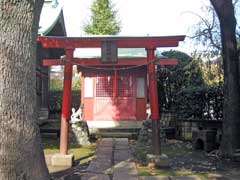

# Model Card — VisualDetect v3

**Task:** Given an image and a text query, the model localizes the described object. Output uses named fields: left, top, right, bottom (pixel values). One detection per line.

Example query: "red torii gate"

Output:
left=38, top=36, right=185, bottom=156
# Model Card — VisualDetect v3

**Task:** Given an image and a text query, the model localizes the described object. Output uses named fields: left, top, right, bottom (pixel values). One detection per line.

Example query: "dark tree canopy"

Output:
left=84, top=0, right=121, bottom=35
left=157, top=50, right=204, bottom=112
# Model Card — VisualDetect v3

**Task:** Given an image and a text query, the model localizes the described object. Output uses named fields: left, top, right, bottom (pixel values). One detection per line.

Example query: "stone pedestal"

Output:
left=51, top=153, right=74, bottom=167
left=69, top=121, right=90, bottom=146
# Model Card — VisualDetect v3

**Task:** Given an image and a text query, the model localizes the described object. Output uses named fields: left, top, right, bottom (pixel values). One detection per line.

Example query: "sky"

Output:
left=61, top=0, right=211, bottom=54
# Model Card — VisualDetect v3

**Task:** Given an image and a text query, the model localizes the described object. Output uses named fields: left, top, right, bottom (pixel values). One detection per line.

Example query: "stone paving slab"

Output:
left=87, top=161, right=112, bottom=174
left=140, top=176, right=169, bottom=180
left=97, top=143, right=114, bottom=149
left=115, top=145, right=131, bottom=150
left=115, top=138, right=129, bottom=146
left=97, top=138, right=114, bottom=147
left=170, top=175, right=201, bottom=180
left=96, top=146, right=113, bottom=152
left=91, top=156, right=112, bottom=164
left=81, top=173, right=110, bottom=180
left=113, top=161, right=138, bottom=176
left=113, top=174, right=139, bottom=180
left=114, top=149, right=133, bottom=163
left=95, top=150, right=113, bottom=160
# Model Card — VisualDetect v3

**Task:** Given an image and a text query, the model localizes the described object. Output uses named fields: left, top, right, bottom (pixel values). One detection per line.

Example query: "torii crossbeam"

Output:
left=38, top=35, right=185, bottom=156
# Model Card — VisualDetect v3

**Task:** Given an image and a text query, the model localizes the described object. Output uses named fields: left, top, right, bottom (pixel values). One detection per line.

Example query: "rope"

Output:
left=63, top=58, right=159, bottom=71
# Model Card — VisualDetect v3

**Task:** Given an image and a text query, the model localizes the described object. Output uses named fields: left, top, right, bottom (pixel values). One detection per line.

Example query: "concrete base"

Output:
left=51, top=153, right=74, bottom=167
left=87, top=120, right=144, bottom=133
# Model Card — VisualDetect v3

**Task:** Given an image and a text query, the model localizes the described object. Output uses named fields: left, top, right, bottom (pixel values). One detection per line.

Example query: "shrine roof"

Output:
left=38, top=0, right=64, bottom=36
left=38, top=35, right=185, bottom=48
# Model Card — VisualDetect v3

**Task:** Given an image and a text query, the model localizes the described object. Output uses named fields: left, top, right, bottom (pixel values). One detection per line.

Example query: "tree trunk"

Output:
left=210, top=0, right=240, bottom=157
left=0, top=1, right=50, bottom=179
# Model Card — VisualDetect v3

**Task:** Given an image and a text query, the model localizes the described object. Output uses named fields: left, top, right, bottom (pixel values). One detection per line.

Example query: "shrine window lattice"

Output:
left=95, top=75, right=134, bottom=97
left=96, top=76, right=113, bottom=97
left=117, top=76, right=134, bottom=97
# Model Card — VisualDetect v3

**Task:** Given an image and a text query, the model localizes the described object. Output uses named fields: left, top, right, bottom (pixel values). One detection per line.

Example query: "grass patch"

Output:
left=161, top=144, right=189, bottom=157
left=42, top=136, right=96, bottom=163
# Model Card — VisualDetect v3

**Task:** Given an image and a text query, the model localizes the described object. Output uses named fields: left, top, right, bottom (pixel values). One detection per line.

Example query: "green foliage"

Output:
left=175, top=85, right=223, bottom=120
left=83, top=0, right=121, bottom=35
left=49, top=90, right=81, bottom=113
left=50, top=78, right=63, bottom=91
left=157, top=50, right=204, bottom=110
left=157, top=50, right=223, bottom=121
left=200, top=59, right=223, bottom=86
left=50, top=76, right=81, bottom=91
left=72, top=76, right=81, bottom=91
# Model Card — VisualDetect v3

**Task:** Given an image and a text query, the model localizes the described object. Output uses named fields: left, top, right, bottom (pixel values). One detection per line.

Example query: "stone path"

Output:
left=51, top=138, right=206, bottom=180
left=81, top=138, right=202, bottom=180
left=81, top=138, right=138, bottom=180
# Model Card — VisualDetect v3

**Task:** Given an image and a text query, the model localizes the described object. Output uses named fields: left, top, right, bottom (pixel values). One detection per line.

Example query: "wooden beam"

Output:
left=37, top=36, right=185, bottom=49
left=59, top=49, right=73, bottom=155
left=146, top=48, right=161, bottom=155
left=42, top=58, right=178, bottom=66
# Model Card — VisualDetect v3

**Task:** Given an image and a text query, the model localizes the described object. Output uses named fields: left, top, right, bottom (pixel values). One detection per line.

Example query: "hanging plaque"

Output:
left=101, top=40, right=118, bottom=63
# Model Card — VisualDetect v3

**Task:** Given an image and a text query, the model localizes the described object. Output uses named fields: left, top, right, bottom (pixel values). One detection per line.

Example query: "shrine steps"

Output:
left=94, top=129, right=141, bottom=139
left=86, top=120, right=143, bottom=139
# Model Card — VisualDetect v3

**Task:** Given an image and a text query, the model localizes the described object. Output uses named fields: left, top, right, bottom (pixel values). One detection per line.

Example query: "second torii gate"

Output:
left=38, top=36, right=185, bottom=156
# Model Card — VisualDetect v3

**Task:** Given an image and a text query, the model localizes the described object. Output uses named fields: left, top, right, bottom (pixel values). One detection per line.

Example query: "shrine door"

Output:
left=94, top=73, right=136, bottom=121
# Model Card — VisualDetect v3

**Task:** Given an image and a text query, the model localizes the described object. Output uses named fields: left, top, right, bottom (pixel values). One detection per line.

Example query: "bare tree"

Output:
left=191, top=1, right=240, bottom=56
left=0, top=1, right=50, bottom=179
left=210, top=0, right=240, bottom=157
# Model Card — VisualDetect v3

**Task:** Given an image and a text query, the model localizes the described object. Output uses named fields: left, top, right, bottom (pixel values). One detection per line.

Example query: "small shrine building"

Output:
left=38, top=36, right=185, bottom=156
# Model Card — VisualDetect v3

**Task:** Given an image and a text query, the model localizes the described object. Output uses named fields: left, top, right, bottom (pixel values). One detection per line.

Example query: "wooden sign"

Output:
left=101, top=40, right=118, bottom=63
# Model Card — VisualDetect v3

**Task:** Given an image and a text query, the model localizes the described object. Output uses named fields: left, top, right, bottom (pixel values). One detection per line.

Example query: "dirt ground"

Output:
left=156, top=140, right=240, bottom=179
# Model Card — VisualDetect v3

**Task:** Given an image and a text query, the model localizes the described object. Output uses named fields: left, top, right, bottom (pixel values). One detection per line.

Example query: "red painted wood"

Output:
left=42, top=58, right=178, bottom=66
left=115, top=97, right=136, bottom=120
left=91, top=73, right=137, bottom=121
left=60, top=49, right=73, bottom=155
left=113, top=70, right=117, bottom=98
left=147, top=48, right=161, bottom=155
left=38, top=36, right=185, bottom=49
left=136, top=99, right=147, bottom=120
left=82, top=98, right=94, bottom=120
left=147, top=49, right=160, bottom=120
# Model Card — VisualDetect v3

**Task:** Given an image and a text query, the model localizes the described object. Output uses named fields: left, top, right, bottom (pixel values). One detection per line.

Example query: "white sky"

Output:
left=61, top=0, right=211, bottom=54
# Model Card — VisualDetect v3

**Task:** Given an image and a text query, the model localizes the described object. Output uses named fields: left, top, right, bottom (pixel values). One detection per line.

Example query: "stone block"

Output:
left=113, top=174, right=138, bottom=180
left=147, top=154, right=169, bottom=168
left=170, top=175, right=201, bottom=180
left=87, top=161, right=112, bottom=174
left=140, top=176, right=169, bottom=180
left=115, top=138, right=129, bottom=146
left=81, top=173, right=110, bottom=180
left=114, top=149, right=133, bottom=163
left=51, top=153, right=74, bottom=167
left=113, top=161, right=138, bottom=176
left=45, top=154, right=52, bottom=165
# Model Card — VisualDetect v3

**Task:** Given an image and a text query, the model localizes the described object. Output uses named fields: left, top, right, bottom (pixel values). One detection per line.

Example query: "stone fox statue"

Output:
left=70, top=106, right=83, bottom=123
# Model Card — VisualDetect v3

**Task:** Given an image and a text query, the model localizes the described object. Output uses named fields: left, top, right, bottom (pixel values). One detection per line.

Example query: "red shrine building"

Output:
left=79, top=50, right=148, bottom=125
left=76, top=47, right=181, bottom=128
left=81, top=67, right=147, bottom=122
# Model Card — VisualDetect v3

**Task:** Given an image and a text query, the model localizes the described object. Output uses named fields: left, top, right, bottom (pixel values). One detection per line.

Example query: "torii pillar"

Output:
left=59, top=49, right=74, bottom=155
left=146, top=48, right=161, bottom=155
